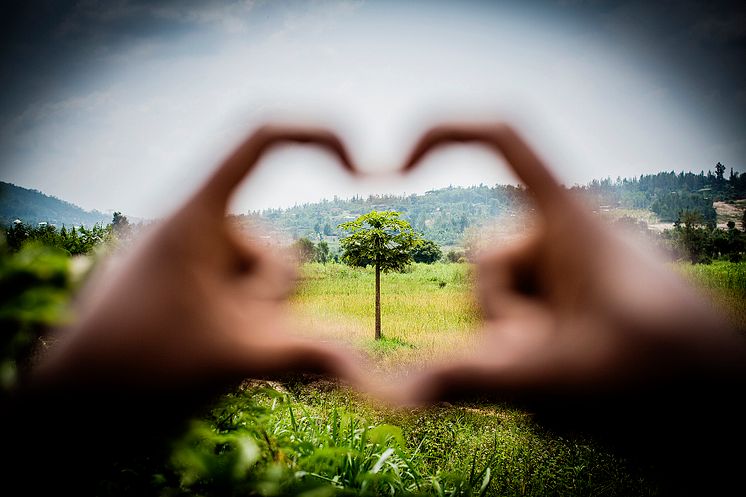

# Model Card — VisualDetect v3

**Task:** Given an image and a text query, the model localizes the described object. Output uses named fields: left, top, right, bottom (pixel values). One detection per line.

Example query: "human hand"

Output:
left=33, top=125, right=364, bottom=391
left=389, top=123, right=746, bottom=406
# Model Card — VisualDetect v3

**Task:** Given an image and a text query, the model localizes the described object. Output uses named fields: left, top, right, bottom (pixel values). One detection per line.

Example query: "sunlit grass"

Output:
left=288, top=263, right=483, bottom=374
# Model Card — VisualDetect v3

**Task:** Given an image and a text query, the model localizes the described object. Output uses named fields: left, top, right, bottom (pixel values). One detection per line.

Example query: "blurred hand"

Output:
left=34, top=125, right=363, bottom=391
left=389, top=123, right=746, bottom=406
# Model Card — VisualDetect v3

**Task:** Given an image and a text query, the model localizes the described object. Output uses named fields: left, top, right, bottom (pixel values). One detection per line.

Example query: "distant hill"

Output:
left=235, top=184, right=533, bottom=249
left=237, top=167, right=746, bottom=249
left=0, top=182, right=110, bottom=227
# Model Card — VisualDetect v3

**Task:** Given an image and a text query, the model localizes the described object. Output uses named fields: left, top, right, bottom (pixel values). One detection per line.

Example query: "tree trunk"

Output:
left=375, top=261, right=381, bottom=340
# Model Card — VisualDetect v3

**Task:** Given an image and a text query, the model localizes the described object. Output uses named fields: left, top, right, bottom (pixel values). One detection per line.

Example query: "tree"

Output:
left=315, top=240, right=330, bottom=264
left=339, top=211, right=421, bottom=339
left=411, top=239, right=442, bottom=263
left=291, top=237, right=316, bottom=263
left=112, top=211, right=131, bottom=240
left=715, top=162, right=726, bottom=182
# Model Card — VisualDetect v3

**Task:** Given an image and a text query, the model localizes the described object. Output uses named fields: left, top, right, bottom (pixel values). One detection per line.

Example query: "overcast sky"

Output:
left=1, top=0, right=744, bottom=218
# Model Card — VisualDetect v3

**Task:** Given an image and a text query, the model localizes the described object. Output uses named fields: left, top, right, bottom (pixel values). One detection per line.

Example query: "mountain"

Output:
left=0, top=182, right=110, bottom=227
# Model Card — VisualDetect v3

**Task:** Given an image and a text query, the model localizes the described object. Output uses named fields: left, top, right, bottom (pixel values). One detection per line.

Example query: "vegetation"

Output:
left=228, top=165, right=746, bottom=252
left=339, top=211, right=423, bottom=340
left=662, top=217, right=746, bottom=263
left=238, top=184, right=532, bottom=248
left=574, top=165, right=746, bottom=221
left=4, top=220, right=113, bottom=255
left=290, top=263, right=481, bottom=373
left=411, top=239, right=443, bottom=264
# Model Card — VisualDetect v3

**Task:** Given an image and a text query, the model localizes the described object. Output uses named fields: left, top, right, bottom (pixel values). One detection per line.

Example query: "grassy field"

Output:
left=288, top=263, right=482, bottom=375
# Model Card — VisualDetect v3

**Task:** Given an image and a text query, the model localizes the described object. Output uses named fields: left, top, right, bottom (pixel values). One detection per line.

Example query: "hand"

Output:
left=33, top=124, right=363, bottom=391
left=390, top=123, right=746, bottom=406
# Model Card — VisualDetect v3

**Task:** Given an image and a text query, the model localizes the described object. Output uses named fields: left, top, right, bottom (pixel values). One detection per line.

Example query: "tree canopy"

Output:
left=338, top=211, right=421, bottom=272
left=412, top=239, right=443, bottom=264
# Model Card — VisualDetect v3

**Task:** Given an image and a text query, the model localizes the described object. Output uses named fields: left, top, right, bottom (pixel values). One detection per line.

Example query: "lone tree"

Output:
left=339, top=211, right=421, bottom=339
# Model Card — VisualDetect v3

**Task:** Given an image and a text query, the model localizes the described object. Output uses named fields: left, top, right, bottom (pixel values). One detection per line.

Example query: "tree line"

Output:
left=3, top=212, right=131, bottom=255
left=244, top=163, right=745, bottom=249
left=574, top=163, right=746, bottom=222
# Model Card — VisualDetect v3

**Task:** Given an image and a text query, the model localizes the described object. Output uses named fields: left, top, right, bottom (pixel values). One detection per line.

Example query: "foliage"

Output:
left=339, top=211, right=421, bottom=273
left=411, top=239, right=443, bottom=264
left=166, top=379, right=657, bottom=497
left=243, top=185, right=531, bottom=248
left=316, top=240, right=331, bottom=264
left=0, top=239, right=76, bottom=391
left=4, top=220, right=113, bottom=255
left=661, top=212, right=746, bottom=264
left=244, top=166, right=745, bottom=251
left=172, top=386, right=434, bottom=496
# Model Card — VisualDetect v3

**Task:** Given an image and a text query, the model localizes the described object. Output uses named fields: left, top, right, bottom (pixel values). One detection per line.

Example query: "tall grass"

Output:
left=289, top=263, right=482, bottom=374
left=168, top=383, right=651, bottom=497
left=674, top=261, right=746, bottom=329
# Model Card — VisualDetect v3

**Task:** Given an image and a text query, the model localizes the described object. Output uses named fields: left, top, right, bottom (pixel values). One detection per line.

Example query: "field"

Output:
left=288, top=263, right=482, bottom=375
left=162, top=260, right=746, bottom=496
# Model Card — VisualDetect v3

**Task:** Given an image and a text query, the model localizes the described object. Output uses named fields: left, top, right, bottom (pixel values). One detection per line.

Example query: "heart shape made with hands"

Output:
left=40, top=121, right=737, bottom=414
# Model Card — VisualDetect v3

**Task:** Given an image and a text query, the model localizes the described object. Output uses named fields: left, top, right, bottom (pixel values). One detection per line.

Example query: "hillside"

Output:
left=236, top=166, right=746, bottom=251
left=0, top=181, right=110, bottom=227
left=235, top=184, right=533, bottom=249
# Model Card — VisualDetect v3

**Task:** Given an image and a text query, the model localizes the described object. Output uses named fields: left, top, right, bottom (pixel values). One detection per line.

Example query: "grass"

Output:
left=288, top=263, right=482, bottom=375
left=168, top=381, right=653, bottom=497
left=673, top=260, right=746, bottom=329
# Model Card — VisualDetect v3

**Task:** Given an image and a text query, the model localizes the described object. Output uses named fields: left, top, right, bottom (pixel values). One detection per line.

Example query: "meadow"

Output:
left=288, top=263, right=482, bottom=375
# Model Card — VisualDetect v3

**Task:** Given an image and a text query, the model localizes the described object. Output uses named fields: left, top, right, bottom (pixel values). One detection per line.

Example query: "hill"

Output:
left=235, top=184, right=533, bottom=249
left=236, top=165, right=746, bottom=251
left=0, top=181, right=110, bottom=227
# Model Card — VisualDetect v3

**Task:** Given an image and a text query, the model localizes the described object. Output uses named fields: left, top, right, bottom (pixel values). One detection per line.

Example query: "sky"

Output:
left=1, top=0, right=744, bottom=219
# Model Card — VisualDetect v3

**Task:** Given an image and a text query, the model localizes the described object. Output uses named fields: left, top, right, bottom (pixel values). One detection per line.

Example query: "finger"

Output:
left=476, top=236, right=541, bottom=320
left=402, top=123, right=570, bottom=213
left=195, top=124, right=357, bottom=214
left=232, top=336, right=370, bottom=386
left=225, top=228, right=298, bottom=300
